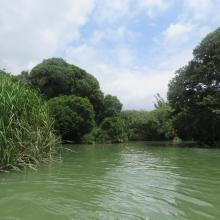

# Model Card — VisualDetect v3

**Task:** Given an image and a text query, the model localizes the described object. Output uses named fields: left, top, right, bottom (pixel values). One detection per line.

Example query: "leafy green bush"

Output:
left=0, top=72, right=58, bottom=171
left=122, top=97, right=174, bottom=141
left=27, top=58, right=104, bottom=123
left=103, top=94, right=122, bottom=118
left=96, top=116, right=128, bottom=143
left=48, top=95, right=95, bottom=142
left=81, top=132, right=95, bottom=144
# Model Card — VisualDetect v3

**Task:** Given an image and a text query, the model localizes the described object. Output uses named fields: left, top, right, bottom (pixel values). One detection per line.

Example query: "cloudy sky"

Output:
left=0, top=0, right=220, bottom=109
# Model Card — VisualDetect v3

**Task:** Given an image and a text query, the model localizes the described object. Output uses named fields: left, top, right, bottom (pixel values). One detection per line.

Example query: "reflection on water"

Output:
left=0, top=142, right=220, bottom=220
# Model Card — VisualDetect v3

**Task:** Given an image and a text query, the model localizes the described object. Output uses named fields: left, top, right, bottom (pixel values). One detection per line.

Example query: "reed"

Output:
left=0, top=72, right=59, bottom=171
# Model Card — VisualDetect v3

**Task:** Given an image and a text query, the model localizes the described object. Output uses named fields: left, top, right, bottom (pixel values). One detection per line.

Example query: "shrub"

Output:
left=97, top=116, right=128, bottom=143
left=81, top=133, right=95, bottom=144
left=27, top=58, right=104, bottom=123
left=103, top=94, right=122, bottom=118
left=48, top=95, right=95, bottom=142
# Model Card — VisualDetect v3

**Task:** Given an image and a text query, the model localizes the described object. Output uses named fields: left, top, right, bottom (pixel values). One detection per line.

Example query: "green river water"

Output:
left=0, top=142, right=220, bottom=220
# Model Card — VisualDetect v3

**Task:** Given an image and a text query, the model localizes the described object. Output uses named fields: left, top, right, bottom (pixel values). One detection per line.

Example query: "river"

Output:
left=0, top=142, right=220, bottom=220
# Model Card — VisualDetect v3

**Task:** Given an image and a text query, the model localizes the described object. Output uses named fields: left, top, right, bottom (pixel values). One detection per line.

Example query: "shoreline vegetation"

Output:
left=0, top=73, right=59, bottom=172
left=1, top=27, right=220, bottom=171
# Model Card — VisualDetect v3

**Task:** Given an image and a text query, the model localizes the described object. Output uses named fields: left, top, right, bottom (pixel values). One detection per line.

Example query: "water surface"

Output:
left=0, top=142, right=220, bottom=220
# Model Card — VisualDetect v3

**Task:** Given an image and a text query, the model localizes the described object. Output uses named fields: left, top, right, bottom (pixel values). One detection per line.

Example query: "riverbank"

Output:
left=0, top=72, right=59, bottom=172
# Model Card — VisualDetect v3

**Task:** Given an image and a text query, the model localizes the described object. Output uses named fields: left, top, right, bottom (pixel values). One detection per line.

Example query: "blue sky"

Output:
left=0, top=0, right=220, bottom=109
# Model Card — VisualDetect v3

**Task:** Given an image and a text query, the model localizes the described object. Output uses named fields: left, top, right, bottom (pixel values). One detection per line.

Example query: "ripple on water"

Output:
left=0, top=143, right=220, bottom=220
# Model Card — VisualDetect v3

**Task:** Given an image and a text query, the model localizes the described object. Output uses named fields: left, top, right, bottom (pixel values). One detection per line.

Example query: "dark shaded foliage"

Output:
left=122, top=97, right=174, bottom=141
left=168, top=27, right=220, bottom=145
left=23, top=58, right=104, bottom=123
left=96, top=116, right=128, bottom=143
left=48, top=96, right=95, bottom=142
left=103, top=94, right=122, bottom=118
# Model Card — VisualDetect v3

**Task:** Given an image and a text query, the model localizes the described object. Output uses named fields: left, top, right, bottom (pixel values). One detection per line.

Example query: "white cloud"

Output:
left=0, top=0, right=94, bottom=73
left=93, top=0, right=172, bottom=24
left=158, top=0, right=219, bottom=70
left=179, top=0, right=220, bottom=27
left=65, top=44, right=111, bottom=74
left=93, top=0, right=133, bottom=24
left=183, top=0, right=216, bottom=22
left=90, top=26, right=136, bottom=45
left=65, top=43, right=173, bottom=110
left=115, top=47, right=135, bottom=67
left=139, top=0, right=172, bottom=18
left=103, top=67, right=173, bottom=110
left=1, top=0, right=220, bottom=110
left=158, top=0, right=219, bottom=72
left=163, top=23, right=193, bottom=44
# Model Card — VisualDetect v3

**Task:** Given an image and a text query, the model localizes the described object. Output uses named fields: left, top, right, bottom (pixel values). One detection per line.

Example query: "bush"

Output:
left=81, top=133, right=95, bottom=144
left=97, top=117, right=128, bottom=143
left=103, top=94, right=122, bottom=118
left=48, top=95, right=95, bottom=142
left=121, top=100, right=174, bottom=141
left=0, top=72, right=58, bottom=171
left=27, top=58, right=104, bottom=123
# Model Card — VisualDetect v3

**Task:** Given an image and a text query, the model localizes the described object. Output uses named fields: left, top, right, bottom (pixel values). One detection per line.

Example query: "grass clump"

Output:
left=0, top=71, right=59, bottom=171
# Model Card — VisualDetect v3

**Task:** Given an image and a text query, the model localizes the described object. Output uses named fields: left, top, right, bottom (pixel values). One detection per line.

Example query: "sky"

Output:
left=0, top=0, right=220, bottom=110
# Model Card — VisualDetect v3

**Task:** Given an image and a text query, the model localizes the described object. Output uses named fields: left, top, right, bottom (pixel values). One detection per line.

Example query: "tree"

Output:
left=121, top=110, right=154, bottom=140
left=26, top=58, right=104, bottom=123
left=153, top=96, right=174, bottom=140
left=48, top=96, right=95, bottom=142
left=103, top=94, right=122, bottom=118
left=97, top=116, right=127, bottom=143
left=16, top=70, right=29, bottom=83
left=122, top=101, right=174, bottom=142
left=168, top=27, right=220, bottom=145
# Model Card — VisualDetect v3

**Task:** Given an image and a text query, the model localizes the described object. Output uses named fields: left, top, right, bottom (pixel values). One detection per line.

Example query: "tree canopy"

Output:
left=16, top=58, right=127, bottom=143
left=11, top=26, right=220, bottom=147
left=122, top=97, right=174, bottom=142
left=103, top=95, right=122, bottom=118
left=48, top=95, right=95, bottom=142
left=168, top=27, right=220, bottom=145
left=98, top=116, right=127, bottom=143
left=27, top=58, right=104, bottom=123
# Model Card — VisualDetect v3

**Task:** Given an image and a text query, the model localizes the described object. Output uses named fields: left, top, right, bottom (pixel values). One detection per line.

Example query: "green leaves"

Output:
left=168, top=27, right=220, bottom=145
left=0, top=72, right=58, bottom=171
left=27, top=58, right=104, bottom=123
left=48, top=96, right=95, bottom=142
left=122, top=101, right=174, bottom=142
left=103, top=95, right=122, bottom=119
left=17, top=58, right=124, bottom=143
left=97, top=116, right=127, bottom=143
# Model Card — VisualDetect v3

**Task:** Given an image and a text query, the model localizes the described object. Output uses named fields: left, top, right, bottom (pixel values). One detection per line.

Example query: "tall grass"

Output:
left=0, top=72, right=59, bottom=171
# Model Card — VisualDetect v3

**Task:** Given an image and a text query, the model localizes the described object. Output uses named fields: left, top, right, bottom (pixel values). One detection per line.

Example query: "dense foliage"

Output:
left=103, top=95, right=122, bottom=118
left=48, top=96, right=95, bottom=142
left=2, top=26, right=220, bottom=173
left=168, top=28, right=220, bottom=145
left=26, top=58, right=104, bottom=123
left=0, top=71, right=58, bottom=171
left=15, top=58, right=176, bottom=144
left=122, top=96, right=174, bottom=141
left=17, top=58, right=126, bottom=143
left=13, top=27, right=220, bottom=146
left=96, top=116, right=128, bottom=143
